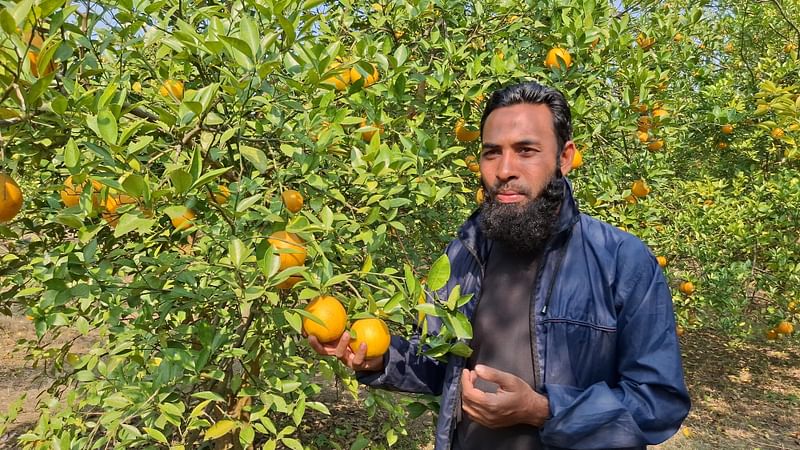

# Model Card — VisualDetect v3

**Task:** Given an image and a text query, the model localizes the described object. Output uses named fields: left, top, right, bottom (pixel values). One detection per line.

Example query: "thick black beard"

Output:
left=478, top=171, right=565, bottom=255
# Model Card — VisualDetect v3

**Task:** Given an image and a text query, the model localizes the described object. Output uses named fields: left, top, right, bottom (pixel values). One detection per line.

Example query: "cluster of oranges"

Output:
left=323, top=61, right=380, bottom=90
left=302, top=295, right=391, bottom=359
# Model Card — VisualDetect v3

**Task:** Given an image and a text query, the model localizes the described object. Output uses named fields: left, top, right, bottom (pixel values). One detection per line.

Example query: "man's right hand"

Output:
left=307, top=331, right=386, bottom=372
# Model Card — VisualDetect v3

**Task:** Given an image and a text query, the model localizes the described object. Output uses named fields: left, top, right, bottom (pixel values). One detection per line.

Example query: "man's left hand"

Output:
left=461, top=364, right=550, bottom=428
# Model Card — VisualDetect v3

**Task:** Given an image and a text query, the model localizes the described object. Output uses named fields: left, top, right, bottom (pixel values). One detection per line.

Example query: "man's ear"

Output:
left=559, top=141, right=577, bottom=176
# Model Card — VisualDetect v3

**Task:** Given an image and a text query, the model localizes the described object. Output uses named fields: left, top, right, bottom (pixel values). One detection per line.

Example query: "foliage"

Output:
left=0, top=0, right=798, bottom=447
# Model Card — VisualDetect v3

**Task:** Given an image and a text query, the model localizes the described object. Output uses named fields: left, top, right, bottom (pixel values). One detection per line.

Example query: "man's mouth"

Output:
left=495, top=191, right=527, bottom=203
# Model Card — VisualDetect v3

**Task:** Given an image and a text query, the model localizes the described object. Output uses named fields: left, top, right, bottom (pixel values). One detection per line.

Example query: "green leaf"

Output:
left=449, top=341, right=473, bottom=358
left=64, top=139, right=80, bottom=168
left=446, top=284, right=461, bottom=310
left=0, top=10, right=16, bottom=35
left=427, top=254, right=451, bottom=291
left=113, top=215, right=156, bottom=238
left=414, top=303, right=441, bottom=317
left=97, top=110, right=118, bottom=146
left=205, top=420, right=236, bottom=440
left=169, top=169, right=192, bottom=194
left=190, top=146, right=202, bottom=182
left=11, top=0, right=32, bottom=26
left=229, top=238, right=251, bottom=269
left=240, top=145, right=269, bottom=172
left=239, top=15, right=259, bottom=58
left=143, top=427, right=169, bottom=444
left=349, top=435, right=370, bottom=450
left=122, top=174, right=146, bottom=197
left=190, top=167, right=231, bottom=191
left=282, top=438, right=304, bottom=450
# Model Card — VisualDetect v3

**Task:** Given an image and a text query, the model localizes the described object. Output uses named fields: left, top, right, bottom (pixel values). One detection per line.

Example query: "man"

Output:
left=308, top=81, right=691, bottom=449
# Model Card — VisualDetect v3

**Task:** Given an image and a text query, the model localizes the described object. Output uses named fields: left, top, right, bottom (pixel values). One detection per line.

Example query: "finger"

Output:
left=351, top=342, right=367, bottom=367
left=334, top=332, right=351, bottom=359
left=461, top=369, right=486, bottom=403
left=307, top=335, right=331, bottom=355
left=474, top=364, right=518, bottom=390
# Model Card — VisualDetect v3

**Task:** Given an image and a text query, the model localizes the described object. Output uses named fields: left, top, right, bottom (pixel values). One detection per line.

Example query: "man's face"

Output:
left=480, top=103, right=574, bottom=202
left=478, top=103, right=576, bottom=253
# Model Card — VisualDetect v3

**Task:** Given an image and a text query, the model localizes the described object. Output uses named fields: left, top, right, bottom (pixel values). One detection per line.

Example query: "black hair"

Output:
left=480, top=81, right=573, bottom=157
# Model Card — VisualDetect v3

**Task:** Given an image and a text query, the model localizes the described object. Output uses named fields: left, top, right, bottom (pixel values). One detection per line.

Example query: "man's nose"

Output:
left=496, top=152, right=518, bottom=181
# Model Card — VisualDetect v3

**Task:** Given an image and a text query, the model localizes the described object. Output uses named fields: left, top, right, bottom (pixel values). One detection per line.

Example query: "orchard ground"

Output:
left=2, top=311, right=798, bottom=449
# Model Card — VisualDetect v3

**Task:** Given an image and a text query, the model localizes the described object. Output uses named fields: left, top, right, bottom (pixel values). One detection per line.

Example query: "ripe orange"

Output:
left=349, top=318, right=391, bottom=358
left=475, top=187, right=485, bottom=205
left=277, top=276, right=302, bottom=290
left=637, top=116, right=652, bottom=132
left=323, top=62, right=350, bottom=90
left=636, top=34, right=656, bottom=50
left=281, top=189, right=304, bottom=213
left=656, top=256, right=668, bottom=268
left=544, top=47, right=572, bottom=69
left=788, top=301, right=797, bottom=312
left=159, top=79, right=184, bottom=101
left=717, top=141, right=729, bottom=150
left=676, top=325, right=685, bottom=337
left=210, top=185, right=230, bottom=205
left=359, top=118, right=384, bottom=142
left=647, top=139, right=664, bottom=151
left=775, top=321, right=794, bottom=335
left=349, top=63, right=379, bottom=87
left=637, top=131, right=650, bottom=143
left=468, top=162, right=480, bottom=172
left=673, top=33, right=683, bottom=42
left=631, top=179, right=650, bottom=198
left=771, top=128, right=785, bottom=139
left=455, top=119, right=480, bottom=142
left=464, top=155, right=476, bottom=164
left=766, top=329, right=778, bottom=340
left=652, top=108, right=669, bottom=120
left=679, top=281, right=695, bottom=295
left=102, top=194, right=137, bottom=227
left=572, top=149, right=583, bottom=168
left=721, top=124, right=734, bottom=134
left=303, top=295, right=347, bottom=343
left=784, top=43, right=797, bottom=53
left=170, top=208, right=196, bottom=231
left=268, top=231, right=306, bottom=270
left=0, top=173, right=23, bottom=222
left=61, top=176, right=103, bottom=208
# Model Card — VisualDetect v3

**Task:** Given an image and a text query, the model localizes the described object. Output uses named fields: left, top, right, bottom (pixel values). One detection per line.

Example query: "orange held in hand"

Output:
left=303, top=296, right=347, bottom=343
left=349, top=318, right=391, bottom=358
left=0, top=173, right=23, bottom=222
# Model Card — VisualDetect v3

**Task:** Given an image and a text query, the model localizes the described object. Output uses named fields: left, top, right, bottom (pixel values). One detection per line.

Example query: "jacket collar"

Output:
left=457, top=177, right=580, bottom=265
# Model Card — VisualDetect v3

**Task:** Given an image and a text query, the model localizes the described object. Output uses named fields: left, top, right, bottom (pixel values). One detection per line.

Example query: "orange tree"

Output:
left=1, top=0, right=798, bottom=447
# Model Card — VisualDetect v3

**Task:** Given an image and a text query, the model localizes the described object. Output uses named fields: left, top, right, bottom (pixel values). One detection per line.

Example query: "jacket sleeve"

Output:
left=540, top=245, right=691, bottom=449
left=355, top=332, right=447, bottom=395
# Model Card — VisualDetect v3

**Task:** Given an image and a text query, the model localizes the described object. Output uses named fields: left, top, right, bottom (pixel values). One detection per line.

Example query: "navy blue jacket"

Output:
left=358, top=180, right=691, bottom=449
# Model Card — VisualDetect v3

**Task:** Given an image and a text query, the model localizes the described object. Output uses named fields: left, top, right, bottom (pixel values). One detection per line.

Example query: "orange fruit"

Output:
left=673, top=33, right=683, bottom=42
left=775, top=321, right=794, bottom=335
left=766, top=329, right=778, bottom=340
left=717, top=141, right=729, bottom=150
left=631, top=179, right=650, bottom=198
left=475, top=187, right=485, bottom=205
left=323, top=62, right=350, bottom=90
left=783, top=43, right=797, bottom=53
left=159, top=79, right=184, bottom=100
left=638, top=131, right=650, bottom=143
left=788, top=301, right=797, bottom=312
left=636, top=34, right=656, bottom=50
left=652, top=108, right=669, bottom=120
left=467, top=162, right=480, bottom=172
left=0, top=173, right=23, bottom=222
left=455, top=119, right=480, bottom=142
left=571, top=149, right=583, bottom=168
left=656, top=256, right=668, bottom=268
left=277, top=276, right=302, bottom=290
left=771, top=128, right=785, bottom=139
left=102, top=194, right=137, bottom=227
left=267, top=231, right=306, bottom=270
left=647, top=139, right=664, bottom=151
left=132, top=81, right=142, bottom=93
left=544, top=47, right=572, bottom=69
left=679, top=281, right=695, bottom=295
left=170, top=208, right=196, bottom=231
left=210, top=185, right=230, bottom=205
left=464, top=155, right=477, bottom=164
left=637, top=116, right=652, bottom=132
left=349, top=318, right=391, bottom=358
left=359, top=118, right=384, bottom=142
left=281, top=189, right=304, bottom=213
left=676, top=325, right=685, bottom=337
left=349, top=63, right=379, bottom=87
left=303, top=295, right=347, bottom=343
left=721, top=124, right=734, bottom=134
left=60, top=176, right=103, bottom=208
